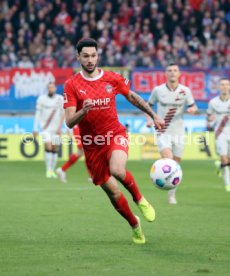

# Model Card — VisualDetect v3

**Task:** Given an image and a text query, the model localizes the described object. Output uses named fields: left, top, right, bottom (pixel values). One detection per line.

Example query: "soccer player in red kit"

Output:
left=64, top=38, right=164, bottom=244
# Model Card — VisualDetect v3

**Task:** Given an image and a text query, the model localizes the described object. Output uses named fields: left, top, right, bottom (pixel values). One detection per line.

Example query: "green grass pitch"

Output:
left=0, top=160, right=230, bottom=276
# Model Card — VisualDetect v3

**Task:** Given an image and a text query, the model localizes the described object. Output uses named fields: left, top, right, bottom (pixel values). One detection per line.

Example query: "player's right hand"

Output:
left=82, top=99, right=94, bottom=113
left=153, top=114, right=165, bottom=130
left=33, top=131, right=38, bottom=139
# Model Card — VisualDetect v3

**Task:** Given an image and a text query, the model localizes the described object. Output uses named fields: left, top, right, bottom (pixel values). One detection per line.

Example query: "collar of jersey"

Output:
left=165, top=83, right=179, bottom=92
left=80, top=69, right=104, bottom=81
left=219, top=96, right=230, bottom=102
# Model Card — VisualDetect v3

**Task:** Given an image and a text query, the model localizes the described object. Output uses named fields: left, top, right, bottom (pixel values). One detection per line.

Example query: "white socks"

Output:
left=45, top=151, right=53, bottom=171
left=222, top=166, right=230, bottom=186
left=45, top=151, right=58, bottom=171
left=51, top=152, right=58, bottom=171
left=168, top=188, right=176, bottom=197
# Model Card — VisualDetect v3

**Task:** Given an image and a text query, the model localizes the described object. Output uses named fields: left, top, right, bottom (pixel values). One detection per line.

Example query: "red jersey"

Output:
left=63, top=69, right=130, bottom=148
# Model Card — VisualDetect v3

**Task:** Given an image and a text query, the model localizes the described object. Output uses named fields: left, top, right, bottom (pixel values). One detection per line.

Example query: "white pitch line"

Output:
left=8, top=186, right=93, bottom=192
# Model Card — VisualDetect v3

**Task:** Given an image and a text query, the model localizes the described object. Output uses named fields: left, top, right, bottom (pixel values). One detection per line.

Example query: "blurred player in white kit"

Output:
left=146, top=63, right=198, bottom=204
left=33, top=82, right=64, bottom=178
left=207, top=78, right=230, bottom=192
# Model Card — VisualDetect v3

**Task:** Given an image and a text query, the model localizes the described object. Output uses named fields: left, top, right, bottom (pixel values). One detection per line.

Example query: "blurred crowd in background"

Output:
left=0, top=0, right=229, bottom=70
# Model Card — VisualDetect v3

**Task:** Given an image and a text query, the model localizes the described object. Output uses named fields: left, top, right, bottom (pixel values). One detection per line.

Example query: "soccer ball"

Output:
left=150, top=158, right=183, bottom=190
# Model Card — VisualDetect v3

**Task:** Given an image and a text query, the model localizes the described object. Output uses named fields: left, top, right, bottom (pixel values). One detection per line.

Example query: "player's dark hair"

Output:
left=166, top=62, right=179, bottom=68
left=76, top=38, right=98, bottom=53
left=220, top=77, right=229, bottom=82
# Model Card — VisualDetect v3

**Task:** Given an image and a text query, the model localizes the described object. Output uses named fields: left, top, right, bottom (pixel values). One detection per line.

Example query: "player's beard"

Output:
left=169, top=78, right=178, bottom=84
left=48, top=92, right=55, bottom=97
left=81, top=63, right=97, bottom=74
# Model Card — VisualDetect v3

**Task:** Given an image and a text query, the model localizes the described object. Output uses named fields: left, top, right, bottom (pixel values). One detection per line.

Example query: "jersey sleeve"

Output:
left=115, top=73, right=130, bottom=96
left=148, top=87, right=157, bottom=105
left=186, top=88, right=195, bottom=106
left=35, top=96, right=43, bottom=111
left=207, top=100, right=214, bottom=115
left=33, top=96, right=43, bottom=132
left=63, top=79, right=77, bottom=109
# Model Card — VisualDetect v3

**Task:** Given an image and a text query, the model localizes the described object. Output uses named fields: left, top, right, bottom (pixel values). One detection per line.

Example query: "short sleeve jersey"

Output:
left=148, top=83, right=195, bottom=134
left=207, top=96, right=230, bottom=137
left=35, top=94, right=63, bottom=132
left=63, top=69, right=130, bottom=144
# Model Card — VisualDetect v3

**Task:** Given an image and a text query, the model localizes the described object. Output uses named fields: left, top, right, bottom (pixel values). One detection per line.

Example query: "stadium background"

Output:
left=0, top=0, right=229, bottom=161
left=1, top=1, right=230, bottom=275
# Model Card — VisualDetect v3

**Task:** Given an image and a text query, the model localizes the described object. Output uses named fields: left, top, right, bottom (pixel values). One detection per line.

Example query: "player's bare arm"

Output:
left=207, top=113, right=215, bottom=130
left=125, top=91, right=164, bottom=130
left=33, top=131, right=38, bottom=139
left=65, top=99, right=94, bottom=128
left=33, top=103, right=41, bottom=139
left=57, top=111, right=65, bottom=135
left=145, top=102, right=155, bottom=128
left=207, top=114, right=215, bottom=122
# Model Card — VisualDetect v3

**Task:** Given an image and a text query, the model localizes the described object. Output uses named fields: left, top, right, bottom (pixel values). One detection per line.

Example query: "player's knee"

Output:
left=220, top=156, right=229, bottom=164
left=103, top=184, right=120, bottom=201
left=173, top=156, right=181, bottom=163
left=162, top=152, right=173, bottom=159
left=110, top=166, right=126, bottom=180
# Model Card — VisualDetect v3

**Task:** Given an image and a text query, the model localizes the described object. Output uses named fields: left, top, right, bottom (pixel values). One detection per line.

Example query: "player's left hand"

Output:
left=146, top=117, right=154, bottom=128
left=83, top=99, right=94, bottom=113
left=153, top=114, right=165, bottom=130
left=187, top=105, right=198, bottom=114
left=33, top=131, right=38, bottom=139
left=56, top=129, right=61, bottom=135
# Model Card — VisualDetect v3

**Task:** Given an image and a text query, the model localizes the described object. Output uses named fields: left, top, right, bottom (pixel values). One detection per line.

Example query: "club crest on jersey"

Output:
left=124, top=78, right=129, bottom=85
left=179, top=90, right=186, bottom=95
left=176, top=90, right=186, bottom=101
left=105, top=84, right=113, bottom=93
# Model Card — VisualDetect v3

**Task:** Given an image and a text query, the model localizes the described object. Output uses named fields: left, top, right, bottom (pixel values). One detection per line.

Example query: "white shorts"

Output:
left=215, top=133, right=230, bottom=156
left=156, top=133, right=185, bottom=158
left=40, top=131, right=61, bottom=146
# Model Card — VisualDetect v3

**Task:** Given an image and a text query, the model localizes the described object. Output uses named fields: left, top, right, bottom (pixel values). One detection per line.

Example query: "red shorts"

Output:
left=84, top=132, right=129, bottom=185
left=72, top=125, right=83, bottom=150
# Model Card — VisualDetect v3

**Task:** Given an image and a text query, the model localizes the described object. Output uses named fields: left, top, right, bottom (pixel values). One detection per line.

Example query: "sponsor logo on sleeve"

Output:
left=63, top=93, right=68, bottom=103
left=124, top=78, right=129, bottom=85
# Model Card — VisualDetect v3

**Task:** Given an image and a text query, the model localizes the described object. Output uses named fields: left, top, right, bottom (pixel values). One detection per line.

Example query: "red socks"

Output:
left=62, top=154, right=79, bottom=171
left=121, top=171, right=142, bottom=203
left=112, top=193, right=138, bottom=227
